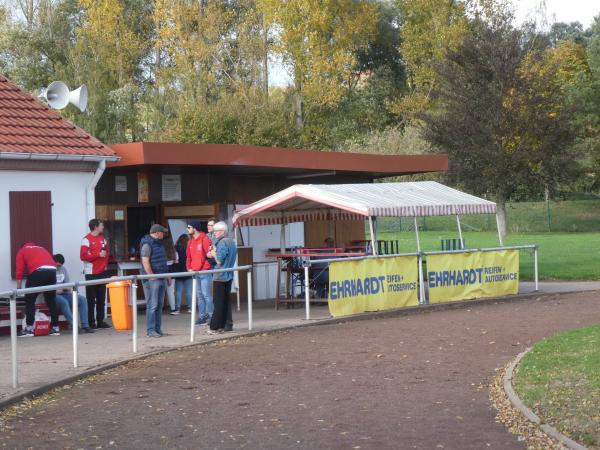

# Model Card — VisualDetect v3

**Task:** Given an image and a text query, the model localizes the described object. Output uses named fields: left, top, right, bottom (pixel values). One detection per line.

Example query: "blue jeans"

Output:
left=144, top=279, right=166, bottom=334
left=175, top=277, right=193, bottom=311
left=55, top=293, right=90, bottom=328
left=196, top=273, right=214, bottom=318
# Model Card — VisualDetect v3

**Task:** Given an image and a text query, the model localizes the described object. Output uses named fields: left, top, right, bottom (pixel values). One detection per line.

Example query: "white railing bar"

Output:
left=304, top=264, right=310, bottom=320
left=0, top=266, right=253, bottom=298
left=423, top=245, right=536, bottom=256
left=6, top=265, right=254, bottom=389
left=131, top=281, right=138, bottom=353
left=72, top=288, right=79, bottom=368
left=247, top=271, right=253, bottom=331
left=10, top=292, right=17, bottom=389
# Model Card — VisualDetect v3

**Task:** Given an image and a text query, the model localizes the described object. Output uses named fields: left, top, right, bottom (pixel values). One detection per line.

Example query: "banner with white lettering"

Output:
left=328, top=256, right=419, bottom=317
left=427, top=250, right=519, bottom=303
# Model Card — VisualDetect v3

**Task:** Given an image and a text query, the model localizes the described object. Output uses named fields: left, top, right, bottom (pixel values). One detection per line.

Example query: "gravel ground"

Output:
left=1, top=291, right=599, bottom=450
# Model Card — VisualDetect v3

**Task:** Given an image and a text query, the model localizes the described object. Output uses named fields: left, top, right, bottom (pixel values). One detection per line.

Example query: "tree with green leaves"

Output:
left=420, top=5, right=582, bottom=235
left=394, top=0, right=469, bottom=120
left=258, top=0, right=379, bottom=128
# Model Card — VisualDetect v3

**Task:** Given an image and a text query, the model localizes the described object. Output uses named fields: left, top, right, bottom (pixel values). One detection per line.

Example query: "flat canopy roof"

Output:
left=232, top=182, right=497, bottom=227
left=109, top=142, right=448, bottom=177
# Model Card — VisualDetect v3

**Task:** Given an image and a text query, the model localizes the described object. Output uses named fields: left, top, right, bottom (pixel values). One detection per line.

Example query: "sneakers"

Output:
left=147, top=330, right=162, bottom=338
left=97, top=322, right=111, bottom=329
left=17, top=327, right=34, bottom=338
left=206, top=329, right=224, bottom=335
left=169, top=310, right=180, bottom=315
left=49, top=326, right=61, bottom=336
left=195, top=317, right=207, bottom=325
left=82, top=327, right=95, bottom=333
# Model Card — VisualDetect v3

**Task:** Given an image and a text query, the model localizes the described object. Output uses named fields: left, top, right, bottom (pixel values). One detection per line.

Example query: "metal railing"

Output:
left=2, top=245, right=539, bottom=390
left=296, top=245, right=538, bottom=322
left=1, top=265, right=252, bottom=389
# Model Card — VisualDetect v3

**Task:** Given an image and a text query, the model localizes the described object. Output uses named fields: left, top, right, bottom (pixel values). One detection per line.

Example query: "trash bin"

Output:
left=107, top=281, right=132, bottom=330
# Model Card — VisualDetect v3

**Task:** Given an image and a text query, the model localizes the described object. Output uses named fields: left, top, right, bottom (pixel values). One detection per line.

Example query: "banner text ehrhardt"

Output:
left=428, top=265, right=518, bottom=288
left=327, top=256, right=419, bottom=317
left=329, top=274, right=417, bottom=300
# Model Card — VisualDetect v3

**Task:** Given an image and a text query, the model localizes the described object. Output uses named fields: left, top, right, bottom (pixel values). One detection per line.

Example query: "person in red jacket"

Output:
left=80, top=218, right=110, bottom=329
left=15, top=242, right=60, bottom=337
left=186, top=220, right=213, bottom=325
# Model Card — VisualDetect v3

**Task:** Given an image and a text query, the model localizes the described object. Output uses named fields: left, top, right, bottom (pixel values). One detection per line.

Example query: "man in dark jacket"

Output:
left=140, top=224, right=169, bottom=337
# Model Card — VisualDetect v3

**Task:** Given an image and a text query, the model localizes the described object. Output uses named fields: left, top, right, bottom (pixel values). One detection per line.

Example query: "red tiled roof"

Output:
left=0, top=75, right=116, bottom=157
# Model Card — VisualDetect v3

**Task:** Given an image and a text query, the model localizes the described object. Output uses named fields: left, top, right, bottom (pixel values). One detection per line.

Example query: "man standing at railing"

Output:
left=186, top=220, right=213, bottom=325
left=206, top=221, right=237, bottom=334
left=80, top=219, right=110, bottom=329
left=15, top=242, right=60, bottom=337
left=140, top=224, right=169, bottom=338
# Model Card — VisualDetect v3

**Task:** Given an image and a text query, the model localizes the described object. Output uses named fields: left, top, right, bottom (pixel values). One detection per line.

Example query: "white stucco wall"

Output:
left=0, top=170, right=94, bottom=292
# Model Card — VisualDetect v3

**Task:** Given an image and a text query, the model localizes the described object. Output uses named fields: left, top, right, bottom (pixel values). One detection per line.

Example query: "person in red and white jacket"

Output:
left=80, top=218, right=110, bottom=329
left=186, top=220, right=213, bottom=325
left=15, top=242, right=60, bottom=337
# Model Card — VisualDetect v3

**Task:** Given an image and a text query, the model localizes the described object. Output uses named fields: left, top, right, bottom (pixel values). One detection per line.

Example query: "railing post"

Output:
left=131, top=279, right=138, bottom=353
left=534, top=246, right=539, bottom=292
left=247, top=269, right=253, bottom=331
left=304, top=260, right=311, bottom=320
left=10, top=291, right=18, bottom=388
left=72, top=286, right=79, bottom=368
left=190, top=273, right=198, bottom=343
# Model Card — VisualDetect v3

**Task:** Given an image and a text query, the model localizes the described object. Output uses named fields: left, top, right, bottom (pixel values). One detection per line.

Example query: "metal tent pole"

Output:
left=414, top=217, right=425, bottom=304
left=234, top=228, right=241, bottom=311
left=413, top=217, right=421, bottom=252
left=496, top=214, right=504, bottom=246
left=368, top=217, right=377, bottom=256
left=456, top=215, right=464, bottom=249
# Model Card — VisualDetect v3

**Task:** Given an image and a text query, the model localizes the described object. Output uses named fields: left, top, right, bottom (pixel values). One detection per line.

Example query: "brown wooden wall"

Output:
left=95, top=167, right=371, bottom=207
left=304, top=219, right=365, bottom=248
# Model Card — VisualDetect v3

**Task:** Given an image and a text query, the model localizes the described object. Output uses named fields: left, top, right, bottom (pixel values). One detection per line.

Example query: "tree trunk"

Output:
left=496, top=198, right=507, bottom=238
left=261, top=18, right=269, bottom=97
left=294, top=67, right=304, bottom=129
left=294, top=92, right=304, bottom=129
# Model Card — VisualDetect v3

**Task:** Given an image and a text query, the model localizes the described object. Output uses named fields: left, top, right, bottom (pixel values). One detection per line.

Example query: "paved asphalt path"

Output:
left=1, top=291, right=599, bottom=450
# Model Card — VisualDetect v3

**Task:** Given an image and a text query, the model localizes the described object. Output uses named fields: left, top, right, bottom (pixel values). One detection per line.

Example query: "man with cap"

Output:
left=206, top=221, right=237, bottom=334
left=140, top=224, right=169, bottom=337
left=186, top=220, right=213, bottom=324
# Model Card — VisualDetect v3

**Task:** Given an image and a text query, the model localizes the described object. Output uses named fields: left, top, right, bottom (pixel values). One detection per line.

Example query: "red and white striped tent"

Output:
left=232, top=181, right=501, bottom=254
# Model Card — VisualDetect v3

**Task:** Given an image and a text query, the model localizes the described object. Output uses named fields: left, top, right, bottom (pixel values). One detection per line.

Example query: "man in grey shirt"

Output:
left=53, top=254, right=94, bottom=333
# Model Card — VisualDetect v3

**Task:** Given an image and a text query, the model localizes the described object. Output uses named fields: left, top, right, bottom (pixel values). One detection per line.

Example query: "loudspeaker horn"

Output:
left=69, top=85, right=88, bottom=112
left=44, top=81, right=70, bottom=109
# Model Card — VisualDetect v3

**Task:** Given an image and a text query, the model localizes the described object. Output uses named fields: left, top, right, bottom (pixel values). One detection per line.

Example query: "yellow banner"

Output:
left=328, top=256, right=419, bottom=317
left=427, top=250, right=519, bottom=303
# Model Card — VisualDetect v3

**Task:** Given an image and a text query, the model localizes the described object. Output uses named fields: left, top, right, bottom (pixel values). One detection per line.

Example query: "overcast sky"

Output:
left=514, top=0, right=599, bottom=28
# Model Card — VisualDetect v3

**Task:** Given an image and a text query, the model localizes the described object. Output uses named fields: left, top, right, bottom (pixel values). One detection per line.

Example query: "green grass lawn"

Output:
left=376, top=231, right=600, bottom=281
left=377, top=199, right=600, bottom=233
left=512, top=326, right=600, bottom=448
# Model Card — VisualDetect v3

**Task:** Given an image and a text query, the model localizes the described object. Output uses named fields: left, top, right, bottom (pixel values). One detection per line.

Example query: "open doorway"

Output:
left=127, top=206, right=157, bottom=257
